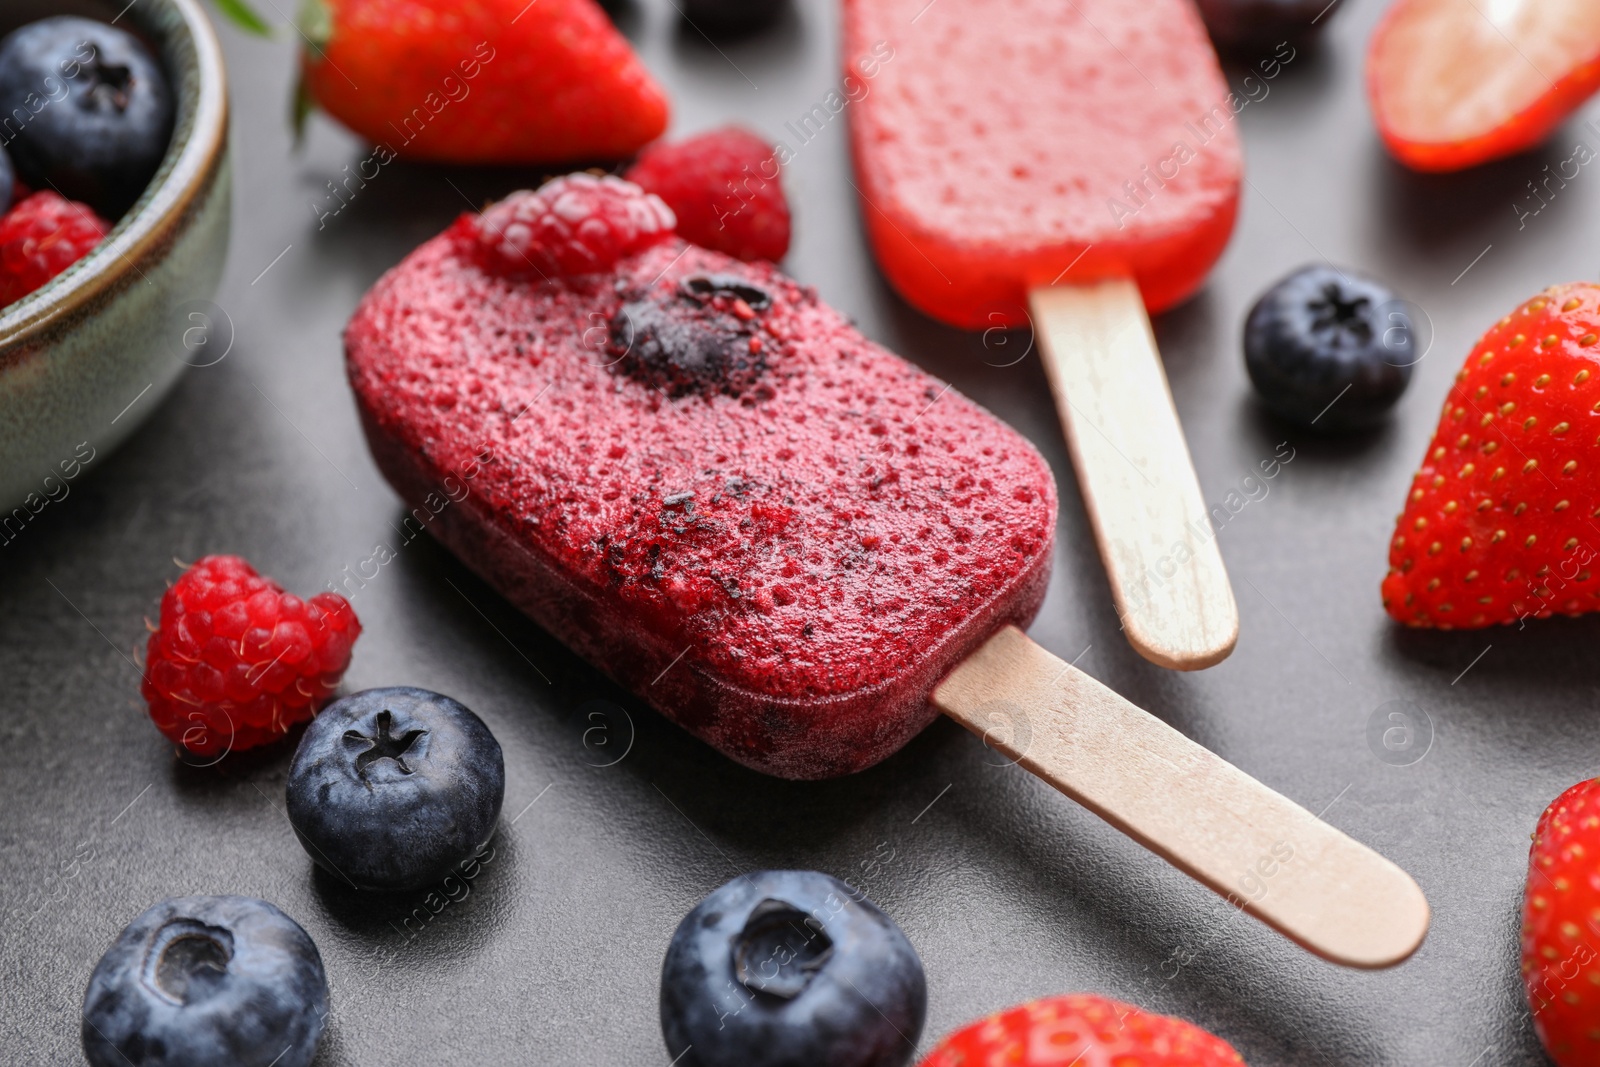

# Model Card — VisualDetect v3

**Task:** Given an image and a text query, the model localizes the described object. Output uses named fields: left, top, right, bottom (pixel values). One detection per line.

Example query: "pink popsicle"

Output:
left=846, top=0, right=1245, bottom=670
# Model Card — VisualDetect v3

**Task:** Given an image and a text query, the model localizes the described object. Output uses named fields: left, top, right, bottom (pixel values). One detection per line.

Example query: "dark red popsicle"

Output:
left=345, top=177, right=1056, bottom=779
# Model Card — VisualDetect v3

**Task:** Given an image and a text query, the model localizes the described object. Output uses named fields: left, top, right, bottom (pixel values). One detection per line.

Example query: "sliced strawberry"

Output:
left=299, top=0, right=669, bottom=164
left=1368, top=0, right=1600, bottom=172
left=1383, top=283, right=1600, bottom=629
left=1522, top=778, right=1600, bottom=1067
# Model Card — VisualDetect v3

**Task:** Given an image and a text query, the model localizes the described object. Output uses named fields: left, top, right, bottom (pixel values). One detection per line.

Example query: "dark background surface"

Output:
left=3, top=0, right=1597, bottom=1062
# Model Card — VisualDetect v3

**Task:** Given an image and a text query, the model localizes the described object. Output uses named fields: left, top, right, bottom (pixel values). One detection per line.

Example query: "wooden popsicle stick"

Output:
left=933, top=626, right=1430, bottom=969
left=1029, top=279, right=1238, bottom=671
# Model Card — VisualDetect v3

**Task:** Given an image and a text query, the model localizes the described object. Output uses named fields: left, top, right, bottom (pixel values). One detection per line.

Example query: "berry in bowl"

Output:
left=0, top=0, right=228, bottom=514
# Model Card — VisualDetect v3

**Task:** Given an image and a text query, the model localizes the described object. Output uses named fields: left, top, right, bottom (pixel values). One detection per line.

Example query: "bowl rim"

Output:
left=0, top=0, right=229, bottom=350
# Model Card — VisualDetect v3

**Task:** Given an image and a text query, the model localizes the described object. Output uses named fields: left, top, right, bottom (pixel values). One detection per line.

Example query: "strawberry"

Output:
left=294, top=0, right=669, bottom=164
left=917, top=994, right=1244, bottom=1067
left=1368, top=0, right=1600, bottom=172
left=1383, top=283, right=1600, bottom=630
left=1522, top=778, right=1600, bottom=1067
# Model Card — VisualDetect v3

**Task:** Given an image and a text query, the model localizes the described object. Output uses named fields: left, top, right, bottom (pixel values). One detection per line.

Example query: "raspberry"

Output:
left=0, top=191, right=109, bottom=306
left=141, top=555, right=362, bottom=756
left=465, top=173, right=675, bottom=278
left=625, top=127, right=791, bottom=262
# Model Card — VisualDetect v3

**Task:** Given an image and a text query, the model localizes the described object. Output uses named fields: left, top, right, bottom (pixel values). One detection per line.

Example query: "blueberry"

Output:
left=1244, top=264, right=1414, bottom=431
left=660, top=870, right=926, bottom=1067
left=1196, top=0, right=1334, bottom=52
left=286, top=687, right=505, bottom=891
left=81, top=895, right=328, bottom=1067
left=0, top=17, right=176, bottom=219
left=609, top=273, right=774, bottom=397
left=679, top=0, right=787, bottom=36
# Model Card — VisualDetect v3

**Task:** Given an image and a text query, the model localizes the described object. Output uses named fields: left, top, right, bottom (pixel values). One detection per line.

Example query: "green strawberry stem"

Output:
left=208, top=0, right=273, bottom=37
left=289, top=0, right=333, bottom=146
left=205, top=0, right=331, bottom=146
left=291, top=71, right=316, bottom=148
left=297, top=0, right=334, bottom=56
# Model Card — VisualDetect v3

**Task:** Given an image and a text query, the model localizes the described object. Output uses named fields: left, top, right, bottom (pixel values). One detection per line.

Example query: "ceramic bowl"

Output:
left=0, top=0, right=229, bottom=517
